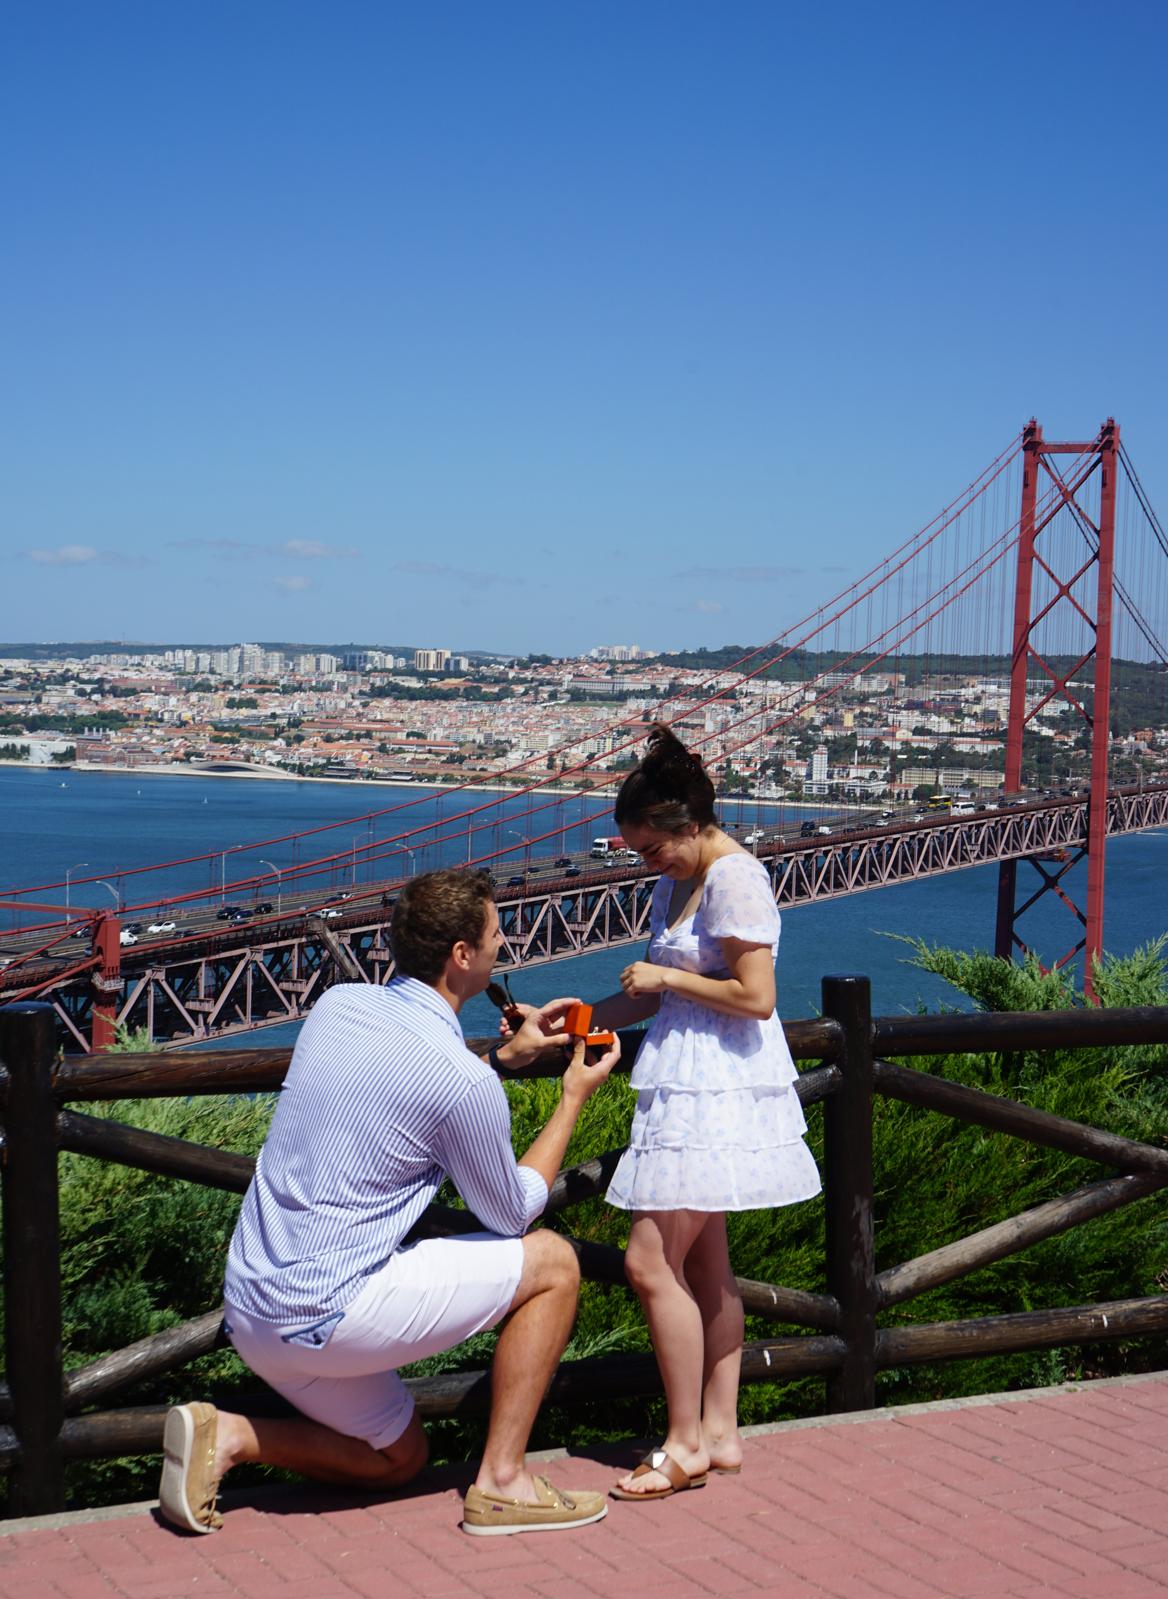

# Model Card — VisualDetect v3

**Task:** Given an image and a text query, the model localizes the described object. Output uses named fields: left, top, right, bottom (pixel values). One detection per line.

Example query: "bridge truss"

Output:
left=13, top=786, right=1168, bottom=1052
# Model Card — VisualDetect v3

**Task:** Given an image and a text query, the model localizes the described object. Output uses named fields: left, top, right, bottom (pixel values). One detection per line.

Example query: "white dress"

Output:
left=606, top=852, right=822, bottom=1213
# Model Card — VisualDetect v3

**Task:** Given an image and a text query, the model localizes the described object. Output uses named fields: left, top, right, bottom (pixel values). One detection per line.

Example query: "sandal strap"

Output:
left=633, top=1449, right=689, bottom=1491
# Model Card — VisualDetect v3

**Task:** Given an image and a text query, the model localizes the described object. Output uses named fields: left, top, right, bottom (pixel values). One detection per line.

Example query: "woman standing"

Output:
left=591, top=725, right=820, bottom=1500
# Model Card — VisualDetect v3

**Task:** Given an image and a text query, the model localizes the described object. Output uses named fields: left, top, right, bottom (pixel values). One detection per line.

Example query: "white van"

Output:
left=952, top=801, right=976, bottom=815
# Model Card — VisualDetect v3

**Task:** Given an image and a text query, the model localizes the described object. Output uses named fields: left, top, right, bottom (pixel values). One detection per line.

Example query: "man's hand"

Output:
left=561, top=1034, right=621, bottom=1105
left=494, top=995, right=583, bottom=1070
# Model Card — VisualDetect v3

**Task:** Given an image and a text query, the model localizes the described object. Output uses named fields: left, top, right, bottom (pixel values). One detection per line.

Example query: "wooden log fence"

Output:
left=1, top=977, right=1167, bottom=1517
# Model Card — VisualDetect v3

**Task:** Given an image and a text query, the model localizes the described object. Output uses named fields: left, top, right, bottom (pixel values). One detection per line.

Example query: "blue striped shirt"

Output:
left=224, top=977, right=548, bottom=1324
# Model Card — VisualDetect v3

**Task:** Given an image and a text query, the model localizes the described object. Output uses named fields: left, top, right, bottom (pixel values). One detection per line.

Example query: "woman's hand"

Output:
left=497, top=1001, right=537, bottom=1039
left=620, top=961, right=670, bottom=998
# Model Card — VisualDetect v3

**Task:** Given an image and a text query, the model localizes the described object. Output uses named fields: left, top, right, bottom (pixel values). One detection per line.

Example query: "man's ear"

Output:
left=449, top=939, right=474, bottom=973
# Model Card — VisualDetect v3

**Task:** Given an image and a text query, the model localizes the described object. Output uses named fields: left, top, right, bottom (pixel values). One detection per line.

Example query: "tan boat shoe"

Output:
left=159, top=1402, right=223, bottom=1533
left=462, top=1473, right=607, bottom=1535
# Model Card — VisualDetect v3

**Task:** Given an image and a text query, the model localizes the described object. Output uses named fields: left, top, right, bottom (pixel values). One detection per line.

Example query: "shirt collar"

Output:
left=390, top=975, right=465, bottom=1044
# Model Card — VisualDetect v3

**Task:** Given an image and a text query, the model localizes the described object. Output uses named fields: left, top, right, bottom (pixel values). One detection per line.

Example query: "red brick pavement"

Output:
left=2, top=1373, right=1166, bottom=1598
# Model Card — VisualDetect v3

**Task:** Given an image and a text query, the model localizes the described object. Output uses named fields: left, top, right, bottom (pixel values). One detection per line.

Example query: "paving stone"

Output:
left=1, top=1376, right=1166, bottom=1599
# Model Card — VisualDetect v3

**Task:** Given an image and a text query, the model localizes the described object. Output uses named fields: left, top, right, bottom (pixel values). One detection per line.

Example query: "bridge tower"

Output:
left=994, top=417, right=1119, bottom=1000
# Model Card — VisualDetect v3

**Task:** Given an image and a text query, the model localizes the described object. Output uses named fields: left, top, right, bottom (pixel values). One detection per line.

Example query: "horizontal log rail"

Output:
left=875, top=1295, right=1168, bottom=1365
left=873, top=1057, right=1168, bottom=1175
left=1, top=979, right=1166, bottom=1517
left=21, top=1017, right=844, bottom=1103
left=54, top=1333, right=855, bottom=1463
left=876, top=1172, right=1168, bottom=1310
left=45, top=1294, right=1168, bottom=1464
left=874, top=1004, right=1168, bottom=1056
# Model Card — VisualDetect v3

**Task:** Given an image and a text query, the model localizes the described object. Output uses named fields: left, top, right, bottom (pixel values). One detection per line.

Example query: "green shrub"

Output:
left=4, top=942, right=1166, bottom=1511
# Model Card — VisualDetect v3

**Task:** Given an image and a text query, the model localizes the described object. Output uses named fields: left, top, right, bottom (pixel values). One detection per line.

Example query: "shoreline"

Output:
left=0, top=758, right=595, bottom=801
left=0, top=759, right=844, bottom=814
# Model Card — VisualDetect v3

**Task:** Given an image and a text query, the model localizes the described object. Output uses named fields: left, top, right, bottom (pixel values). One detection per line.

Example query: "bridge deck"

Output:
left=6, top=784, right=1168, bottom=1050
left=3, top=1371, right=1166, bottom=1596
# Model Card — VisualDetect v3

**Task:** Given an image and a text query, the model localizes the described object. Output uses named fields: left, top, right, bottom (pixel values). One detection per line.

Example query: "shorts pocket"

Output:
left=280, top=1310, right=346, bottom=1349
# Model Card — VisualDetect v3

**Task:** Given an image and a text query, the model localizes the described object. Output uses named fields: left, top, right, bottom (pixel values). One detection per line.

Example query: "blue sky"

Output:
left=4, top=1, right=1166, bottom=656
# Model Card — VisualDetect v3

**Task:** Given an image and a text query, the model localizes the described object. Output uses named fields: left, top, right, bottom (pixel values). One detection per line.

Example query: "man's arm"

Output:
left=517, top=1036, right=621, bottom=1189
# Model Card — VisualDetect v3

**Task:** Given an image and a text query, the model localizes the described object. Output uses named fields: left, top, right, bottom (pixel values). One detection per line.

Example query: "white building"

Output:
left=414, top=648, right=452, bottom=672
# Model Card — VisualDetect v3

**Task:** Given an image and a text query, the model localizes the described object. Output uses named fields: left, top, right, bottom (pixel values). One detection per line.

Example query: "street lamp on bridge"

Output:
left=258, top=859, right=283, bottom=913
left=64, top=861, right=88, bottom=919
left=95, top=879, right=121, bottom=914
left=507, top=829, right=531, bottom=877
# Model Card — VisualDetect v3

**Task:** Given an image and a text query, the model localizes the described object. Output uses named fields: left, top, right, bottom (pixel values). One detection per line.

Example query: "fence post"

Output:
left=0, top=1002, right=66, bottom=1513
left=821, top=974, right=876, bottom=1412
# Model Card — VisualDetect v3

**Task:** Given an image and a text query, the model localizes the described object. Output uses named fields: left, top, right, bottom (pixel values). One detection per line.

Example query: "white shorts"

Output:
left=223, top=1232, right=524, bottom=1451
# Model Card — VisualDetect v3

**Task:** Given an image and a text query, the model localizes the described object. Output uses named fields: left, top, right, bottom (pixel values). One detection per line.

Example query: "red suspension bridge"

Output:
left=3, top=417, right=1166, bottom=1051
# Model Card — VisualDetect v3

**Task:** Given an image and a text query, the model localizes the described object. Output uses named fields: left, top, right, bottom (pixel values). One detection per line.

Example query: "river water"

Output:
left=3, top=765, right=1165, bottom=1041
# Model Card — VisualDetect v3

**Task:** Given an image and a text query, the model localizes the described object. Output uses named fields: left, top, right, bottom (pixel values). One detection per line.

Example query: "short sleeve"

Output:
left=703, top=855, right=779, bottom=947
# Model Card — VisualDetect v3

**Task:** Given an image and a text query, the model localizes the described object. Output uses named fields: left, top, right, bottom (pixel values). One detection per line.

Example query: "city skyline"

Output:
left=5, top=3, right=1166, bottom=653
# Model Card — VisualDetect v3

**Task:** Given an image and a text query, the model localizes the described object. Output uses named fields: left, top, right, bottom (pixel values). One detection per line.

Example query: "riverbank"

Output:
left=0, top=759, right=842, bottom=814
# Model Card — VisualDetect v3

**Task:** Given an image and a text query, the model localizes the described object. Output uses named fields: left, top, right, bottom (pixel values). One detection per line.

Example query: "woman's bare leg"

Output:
left=615, top=1209, right=711, bottom=1494
left=685, top=1214, right=744, bottom=1472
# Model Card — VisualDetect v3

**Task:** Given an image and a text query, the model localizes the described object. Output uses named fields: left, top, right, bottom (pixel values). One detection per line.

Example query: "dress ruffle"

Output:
left=607, top=1083, right=822, bottom=1212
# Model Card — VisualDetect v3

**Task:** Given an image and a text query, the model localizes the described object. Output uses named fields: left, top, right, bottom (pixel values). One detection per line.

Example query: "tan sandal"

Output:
left=611, top=1448, right=708, bottom=1501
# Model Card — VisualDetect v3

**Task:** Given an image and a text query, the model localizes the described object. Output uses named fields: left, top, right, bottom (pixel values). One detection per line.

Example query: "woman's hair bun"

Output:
left=643, top=723, right=704, bottom=778
left=614, top=722, right=716, bottom=830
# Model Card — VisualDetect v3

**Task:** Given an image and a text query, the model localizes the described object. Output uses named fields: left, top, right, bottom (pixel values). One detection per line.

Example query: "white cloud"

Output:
left=21, top=544, right=150, bottom=568
left=168, top=538, right=359, bottom=561
left=274, top=574, right=312, bottom=593
left=25, top=544, right=99, bottom=565
left=694, top=599, right=724, bottom=613
left=282, top=539, right=357, bottom=559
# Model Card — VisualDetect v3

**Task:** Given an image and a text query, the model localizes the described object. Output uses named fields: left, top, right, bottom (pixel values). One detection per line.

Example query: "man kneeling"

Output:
left=159, top=868, right=619, bottom=1536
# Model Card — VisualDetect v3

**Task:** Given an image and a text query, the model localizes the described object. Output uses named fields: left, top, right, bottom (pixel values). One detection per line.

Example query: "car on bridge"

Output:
left=119, top=929, right=139, bottom=946
left=147, top=920, right=176, bottom=935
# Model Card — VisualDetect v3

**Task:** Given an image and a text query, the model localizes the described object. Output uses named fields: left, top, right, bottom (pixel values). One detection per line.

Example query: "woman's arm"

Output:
left=619, top=938, right=775, bottom=1021
left=589, top=987, right=661, bottom=1031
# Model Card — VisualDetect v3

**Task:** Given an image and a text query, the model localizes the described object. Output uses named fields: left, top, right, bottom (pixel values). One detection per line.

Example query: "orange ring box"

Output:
left=563, top=1002, right=615, bottom=1049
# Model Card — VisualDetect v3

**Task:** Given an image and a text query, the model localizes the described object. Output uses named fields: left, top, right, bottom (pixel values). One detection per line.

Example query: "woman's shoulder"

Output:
left=701, top=848, right=778, bottom=940
left=707, top=847, right=768, bottom=881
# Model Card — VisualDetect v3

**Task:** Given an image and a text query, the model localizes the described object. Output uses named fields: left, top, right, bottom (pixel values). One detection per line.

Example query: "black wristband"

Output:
left=488, top=1042, right=505, bottom=1072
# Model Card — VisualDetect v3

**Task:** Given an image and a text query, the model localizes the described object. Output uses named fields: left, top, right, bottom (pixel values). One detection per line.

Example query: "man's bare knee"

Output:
left=375, top=1414, right=429, bottom=1486
left=510, top=1228, right=579, bottom=1309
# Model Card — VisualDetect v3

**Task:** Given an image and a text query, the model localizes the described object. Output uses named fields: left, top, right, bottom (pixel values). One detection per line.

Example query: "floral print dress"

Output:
left=606, top=852, right=822, bottom=1213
